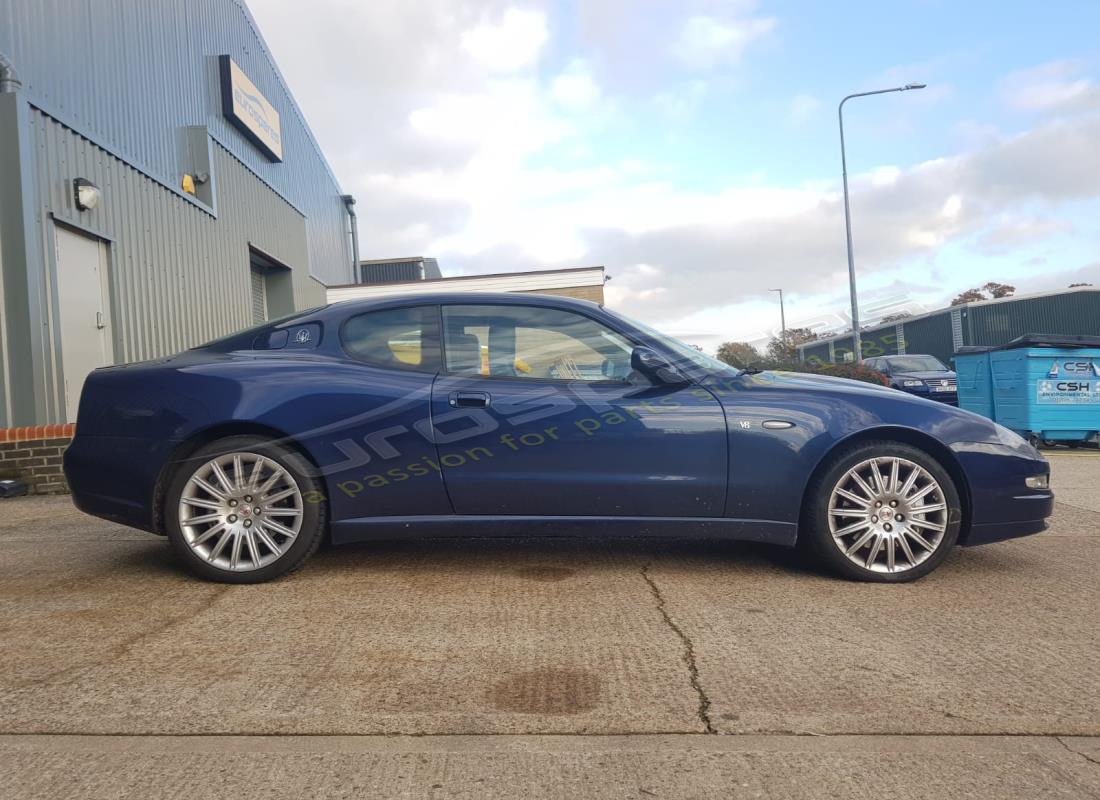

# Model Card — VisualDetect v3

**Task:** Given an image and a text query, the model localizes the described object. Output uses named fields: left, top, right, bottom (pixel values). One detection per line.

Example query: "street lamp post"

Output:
left=770, top=288, right=786, bottom=338
left=839, top=83, right=925, bottom=362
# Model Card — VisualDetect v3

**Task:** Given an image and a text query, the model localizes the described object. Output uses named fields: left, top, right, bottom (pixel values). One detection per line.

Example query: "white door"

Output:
left=54, top=225, right=113, bottom=422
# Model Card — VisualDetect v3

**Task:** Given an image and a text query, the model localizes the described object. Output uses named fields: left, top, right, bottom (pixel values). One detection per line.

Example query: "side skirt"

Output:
left=330, top=516, right=797, bottom=547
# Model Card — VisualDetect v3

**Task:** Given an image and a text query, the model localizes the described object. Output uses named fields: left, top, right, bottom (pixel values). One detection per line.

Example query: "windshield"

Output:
left=606, top=309, right=741, bottom=377
left=887, top=355, right=948, bottom=372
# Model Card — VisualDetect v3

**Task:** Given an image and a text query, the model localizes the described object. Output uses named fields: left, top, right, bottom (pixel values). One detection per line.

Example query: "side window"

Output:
left=341, top=306, right=440, bottom=372
left=442, top=305, right=634, bottom=382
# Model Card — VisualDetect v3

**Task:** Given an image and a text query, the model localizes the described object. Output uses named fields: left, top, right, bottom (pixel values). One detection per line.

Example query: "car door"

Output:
left=428, top=303, right=728, bottom=517
left=318, top=304, right=453, bottom=522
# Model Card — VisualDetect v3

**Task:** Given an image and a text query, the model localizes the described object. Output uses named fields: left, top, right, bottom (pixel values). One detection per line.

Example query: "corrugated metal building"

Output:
left=359, top=256, right=443, bottom=285
left=0, top=0, right=357, bottom=426
left=798, top=287, right=1100, bottom=365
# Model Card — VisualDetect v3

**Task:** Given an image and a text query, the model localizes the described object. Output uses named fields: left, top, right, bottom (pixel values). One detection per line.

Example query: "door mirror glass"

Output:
left=631, top=347, right=690, bottom=385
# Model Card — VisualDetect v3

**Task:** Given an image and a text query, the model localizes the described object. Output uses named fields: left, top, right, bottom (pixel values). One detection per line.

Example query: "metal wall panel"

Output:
left=899, top=313, right=955, bottom=364
left=856, top=327, right=903, bottom=360
left=360, top=261, right=425, bottom=284
left=800, top=341, right=832, bottom=365
left=965, top=291, right=1100, bottom=346
left=31, top=111, right=318, bottom=411
left=0, top=0, right=352, bottom=286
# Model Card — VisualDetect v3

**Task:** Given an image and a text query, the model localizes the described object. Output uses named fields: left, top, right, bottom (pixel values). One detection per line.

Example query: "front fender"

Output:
left=707, top=373, right=995, bottom=527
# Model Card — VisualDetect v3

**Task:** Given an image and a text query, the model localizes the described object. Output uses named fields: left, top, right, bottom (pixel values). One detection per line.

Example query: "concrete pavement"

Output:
left=1, top=453, right=1097, bottom=797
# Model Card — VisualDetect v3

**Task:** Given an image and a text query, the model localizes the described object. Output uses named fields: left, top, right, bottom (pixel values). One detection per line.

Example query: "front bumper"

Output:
left=951, top=443, right=1053, bottom=546
left=897, top=385, right=958, bottom=404
left=966, top=516, right=1049, bottom=546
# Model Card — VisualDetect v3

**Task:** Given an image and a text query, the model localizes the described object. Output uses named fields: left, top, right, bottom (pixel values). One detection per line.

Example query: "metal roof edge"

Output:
left=327, top=265, right=606, bottom=291
left=798, top=286, right=1100, bottom=353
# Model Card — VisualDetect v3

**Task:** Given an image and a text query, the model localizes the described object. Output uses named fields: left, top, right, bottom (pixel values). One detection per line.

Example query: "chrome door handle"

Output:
left=449, top=391, right=491, bottom=408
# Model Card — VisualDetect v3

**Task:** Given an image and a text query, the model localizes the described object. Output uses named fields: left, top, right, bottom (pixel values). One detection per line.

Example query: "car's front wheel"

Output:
left=165, top=435, right=327, bottom=583
left=803, top=441, right=962, bottom=582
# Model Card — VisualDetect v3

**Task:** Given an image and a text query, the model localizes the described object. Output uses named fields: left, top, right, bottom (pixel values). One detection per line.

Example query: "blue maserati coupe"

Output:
left=64, top=293, right=1053, bottom=583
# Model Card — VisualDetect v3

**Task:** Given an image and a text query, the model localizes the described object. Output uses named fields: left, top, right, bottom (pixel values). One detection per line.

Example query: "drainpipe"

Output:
left=0, top=50, right=21, bottom=93
left=341, top=194, right=360, bottom=283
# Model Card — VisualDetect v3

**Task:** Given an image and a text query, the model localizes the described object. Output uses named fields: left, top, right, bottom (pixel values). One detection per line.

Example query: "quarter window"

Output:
left=341, top=306, right=440, bottom=371
left=442, top=305, right=634, bottom=381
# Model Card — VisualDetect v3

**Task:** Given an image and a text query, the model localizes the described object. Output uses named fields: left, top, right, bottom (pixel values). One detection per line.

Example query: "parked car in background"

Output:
left=64, top=294, right=1051, bottom=585
left=864, top=355, right=958, bottom=405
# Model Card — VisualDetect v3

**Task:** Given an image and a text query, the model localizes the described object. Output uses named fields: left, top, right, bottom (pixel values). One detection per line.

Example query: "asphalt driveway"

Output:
left=1, top=453, right=1097, bottom=798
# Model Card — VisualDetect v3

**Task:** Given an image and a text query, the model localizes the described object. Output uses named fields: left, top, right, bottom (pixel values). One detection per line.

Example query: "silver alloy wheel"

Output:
left=828, top=456, right=948, bottom=574
left=178, top=451, right=304, bottom=572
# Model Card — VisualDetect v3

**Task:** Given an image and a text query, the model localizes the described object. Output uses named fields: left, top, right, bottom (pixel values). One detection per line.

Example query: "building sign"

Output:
left=1037, top=379, right=1099, bottom=404
left=219, top=55, right=283, bottom=162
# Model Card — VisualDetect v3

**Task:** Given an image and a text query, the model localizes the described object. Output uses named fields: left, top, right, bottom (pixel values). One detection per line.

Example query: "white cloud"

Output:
left=789, top=93, right=821, bottom=124
left=870, top=166, right=901, bottom=187
left=652, top=80, right=709, bottom=121
left=461, top=8, right=549, bottom=73
left=972, top=215, right=1072, bottom=255
left=670, top=12, right=776, bottom=70
left=551, top=60, right=602, bottom=110
left=1000, top=60, right=1100, bottom=113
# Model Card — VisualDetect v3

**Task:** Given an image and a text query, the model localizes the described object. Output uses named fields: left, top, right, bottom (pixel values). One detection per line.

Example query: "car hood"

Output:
left=893, top=371, right=957, bottom=381
left=741, top=370, right=898, bottom=397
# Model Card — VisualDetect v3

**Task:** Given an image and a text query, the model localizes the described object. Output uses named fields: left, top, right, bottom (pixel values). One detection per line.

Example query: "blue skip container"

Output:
left=954, top=334, right=1100, bottom=447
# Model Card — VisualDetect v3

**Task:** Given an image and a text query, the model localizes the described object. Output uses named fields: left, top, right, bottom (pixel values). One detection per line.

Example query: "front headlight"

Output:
left=993, top=423, right=1044, bottom=458
left=902, top=380, right=924, bottom=387
left=1025, top=474, right=1050, bottom=489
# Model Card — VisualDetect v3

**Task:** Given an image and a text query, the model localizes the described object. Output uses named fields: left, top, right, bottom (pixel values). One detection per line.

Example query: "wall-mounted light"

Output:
left=73, top=178, right=101, bottom=211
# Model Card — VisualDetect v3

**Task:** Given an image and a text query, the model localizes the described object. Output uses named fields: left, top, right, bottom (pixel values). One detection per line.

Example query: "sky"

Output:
left=247, top=0, right=1100, bottom=352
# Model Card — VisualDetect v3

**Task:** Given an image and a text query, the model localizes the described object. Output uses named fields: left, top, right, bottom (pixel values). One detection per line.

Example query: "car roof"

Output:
left=325, top=291, right=603, bottom=315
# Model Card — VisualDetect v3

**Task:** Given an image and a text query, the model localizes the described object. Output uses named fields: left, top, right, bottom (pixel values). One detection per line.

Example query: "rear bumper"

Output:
left=63, top=434, right=171, bottom=533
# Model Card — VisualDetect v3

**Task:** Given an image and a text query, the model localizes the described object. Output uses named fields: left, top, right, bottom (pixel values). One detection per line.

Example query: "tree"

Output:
left=950, top=282, right=1016, bottom=306
left=879, top=311, right=912, bottom=324
left=716, top=341, right=761, bottom=369
left=950, top=289, right=985, bottom=306
left=766, top=327, right=818, bottom=364
left=1069, top=282, right=1093, bottom=288
left=984, top=281, right=1016, bottom=298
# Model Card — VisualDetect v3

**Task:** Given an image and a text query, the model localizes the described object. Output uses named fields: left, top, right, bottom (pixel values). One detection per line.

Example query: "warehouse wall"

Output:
left=799, top=290, right=1100, bottom=365
left=965, top=291, right=1100, bottom=345
left=0, top=0, right=352, bottom=287
left=900, top=314, right=955, bottom=363
left=24, top=110, right=326, bottom=424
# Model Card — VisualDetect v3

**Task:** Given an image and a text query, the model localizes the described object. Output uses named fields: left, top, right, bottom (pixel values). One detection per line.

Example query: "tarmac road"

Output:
left=1, top=453, right=1097, bottom=798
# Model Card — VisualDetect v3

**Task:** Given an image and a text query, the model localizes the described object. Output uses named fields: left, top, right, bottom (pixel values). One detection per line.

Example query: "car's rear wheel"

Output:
left=803, top=441, right=961, bottom=582
left=165, top=435, right=327, bottom=583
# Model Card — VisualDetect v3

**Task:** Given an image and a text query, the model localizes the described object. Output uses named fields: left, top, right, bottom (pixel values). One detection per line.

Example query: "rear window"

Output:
left=341, top=306, right=440, bottom=372
left=195, top=306, right=327, bottom=352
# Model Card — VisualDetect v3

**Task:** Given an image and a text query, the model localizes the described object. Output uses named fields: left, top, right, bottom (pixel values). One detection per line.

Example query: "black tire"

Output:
left=801, top=440, right=962, bottom=583
left=164, top=435, right=327, bottom=583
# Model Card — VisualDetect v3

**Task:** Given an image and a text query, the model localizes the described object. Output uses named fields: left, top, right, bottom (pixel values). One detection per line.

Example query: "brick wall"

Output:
left=0, top=425, right=76, bottom=494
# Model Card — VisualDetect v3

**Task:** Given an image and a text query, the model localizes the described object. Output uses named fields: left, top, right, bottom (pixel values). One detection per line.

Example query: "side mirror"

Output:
left=631, top=347, right=690, bottom=385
